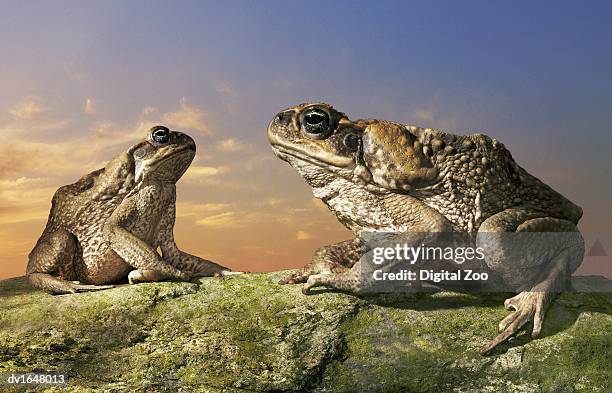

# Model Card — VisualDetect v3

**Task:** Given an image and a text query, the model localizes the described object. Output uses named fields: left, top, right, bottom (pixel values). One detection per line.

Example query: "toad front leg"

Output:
left=103, top=196, right=193, bottom=284
left=279, top=238, right=364, bottom=285
left=476, top=208, right=584, bottom=354
left=301, top=202, right=454, bottom=294
left=126, top=202, right=236, bottom=284
left=301, top=232, right=448, bottom=294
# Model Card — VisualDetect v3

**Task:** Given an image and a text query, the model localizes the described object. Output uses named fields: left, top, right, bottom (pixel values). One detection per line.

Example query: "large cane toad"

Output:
left=268, top=103, right=584, bottom=354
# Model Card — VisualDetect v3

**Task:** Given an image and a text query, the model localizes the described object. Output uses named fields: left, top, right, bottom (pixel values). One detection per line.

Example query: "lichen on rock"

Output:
left=0, top=272, right=610, bottom=392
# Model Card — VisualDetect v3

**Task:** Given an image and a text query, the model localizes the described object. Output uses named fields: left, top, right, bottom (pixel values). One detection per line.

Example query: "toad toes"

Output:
left=268, top=103, right=584, bottom=354
left=27, top=126, right=234, bottom=295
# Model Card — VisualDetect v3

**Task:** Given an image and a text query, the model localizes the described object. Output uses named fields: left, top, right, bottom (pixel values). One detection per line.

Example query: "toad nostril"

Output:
left=276, top=111, right=291, bottom=125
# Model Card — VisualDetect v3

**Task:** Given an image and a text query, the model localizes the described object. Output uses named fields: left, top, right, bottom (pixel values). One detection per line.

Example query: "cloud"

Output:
left=311, top=198, right=328, bottom=211
left=175, top=202, right=233, bottom=218
left=64, top=61, right=88, bottom=85
left=8, top=98, right=43, bottom=120
left=412, top=109, right=434, bottom=124
left=0, top=235, right=33, bottom=255
left=215, top=83, right=234, bottom=97
left=195, top=212, right=239, bottom=228
left=410, top=108, right=458, bottom=131
left=216, top=138, right=245, bottom=152
left=142, top=106, right=158, bottom=116
left=84, top=98, right=97, bottom=115
left=295, top=230, right=312, bottom=240
left=160, top=98, right=211, bottom=134
left=184, top=166, right=228, bottom=178
left=0, top=177, right=55, bottom=224
left=0, top=116, right=145, bottom=181
left=0, top=139, right=96, bottom=179
left=264, top=197, right=285, bottom=207
left=238, top=244, right=265, bottom=252
left=6, top=99, right=214, bottom=166
left=0, top=177, right=46, bottom=189
left=242, top=154, right=276, bottom=172
left=195, top=211, right=266, bottom=228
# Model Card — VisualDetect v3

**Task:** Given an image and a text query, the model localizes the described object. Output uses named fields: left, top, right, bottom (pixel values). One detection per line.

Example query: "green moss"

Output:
left=320, top=302, right=487, bottom=392
left=320, top=291, right=611, bottom=393
left=516, top=316, right=611, bottom=392
left=0, top=273, right=610, bottom=392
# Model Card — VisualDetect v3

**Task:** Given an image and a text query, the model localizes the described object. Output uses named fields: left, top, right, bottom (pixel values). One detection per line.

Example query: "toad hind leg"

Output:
left=478, top=215, right=584, bottom=354
left=27, top=229, right=114, bottom=294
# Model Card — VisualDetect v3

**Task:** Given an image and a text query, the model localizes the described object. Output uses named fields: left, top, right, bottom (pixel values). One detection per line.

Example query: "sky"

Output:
left=1, top=1, right=611, bottom=279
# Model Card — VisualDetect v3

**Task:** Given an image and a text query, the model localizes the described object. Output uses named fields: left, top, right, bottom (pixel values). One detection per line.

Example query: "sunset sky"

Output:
left=1, top=1, right=611, bottom=279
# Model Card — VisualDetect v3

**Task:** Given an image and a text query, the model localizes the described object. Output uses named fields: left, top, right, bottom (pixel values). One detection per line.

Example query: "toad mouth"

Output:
left=270, top=143, right=355, bottom=170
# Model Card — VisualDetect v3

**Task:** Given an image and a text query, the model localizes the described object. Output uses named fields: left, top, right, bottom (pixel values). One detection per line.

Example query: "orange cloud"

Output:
left=195, top=212, right=240, bottom=228
left=175, top=202, right=233, bottom=218
left=8, top=97, right=43, bottom=120
left=412, top=109, right=434, bottom=124
left=216, top=138, right=245, bottom=152
left=311, top=198, right=328, bottom=211
left=0, top=178, right=54, bottom=225
left=84, top=98, right=97, bottom=115
left=410, top=108, right=458, bottom=131
left=184, top=166, right=229, bottom=178
left=264, top=197, right=285, bottom=207
left=160, top=97, right=211, bottom=134
left=295, top=230, right=312, bottom=240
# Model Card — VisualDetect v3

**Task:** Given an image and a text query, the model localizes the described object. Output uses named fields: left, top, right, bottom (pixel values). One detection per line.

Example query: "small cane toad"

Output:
left=268, top=103, right=584, bottom=354
left=27, top=126, right=234, bottom=294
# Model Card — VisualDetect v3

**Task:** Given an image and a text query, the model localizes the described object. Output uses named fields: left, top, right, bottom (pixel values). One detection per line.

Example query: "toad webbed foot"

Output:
left=279, top=270, right=312, bottom=285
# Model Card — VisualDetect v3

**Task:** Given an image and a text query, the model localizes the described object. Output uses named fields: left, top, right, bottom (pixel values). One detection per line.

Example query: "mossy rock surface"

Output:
left=0, top=272, right=610, bottom=392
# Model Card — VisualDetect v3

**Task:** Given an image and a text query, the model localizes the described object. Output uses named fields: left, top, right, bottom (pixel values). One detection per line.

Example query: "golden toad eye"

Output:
left=301, top=108, right=332, bottom=139
left=150, top=126, right=170, bottom=144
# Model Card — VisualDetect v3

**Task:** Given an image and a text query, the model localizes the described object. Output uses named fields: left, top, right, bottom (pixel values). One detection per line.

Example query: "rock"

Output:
left=0, top=271, right=610, bottom=392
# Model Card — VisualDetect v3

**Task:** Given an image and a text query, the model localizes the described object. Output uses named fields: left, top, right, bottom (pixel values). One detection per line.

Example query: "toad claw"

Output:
left=480, top=291, right=547, bottom=355
left=279, top=271, right=309, bottom=285
left=302, top=274, right=326, bottom=294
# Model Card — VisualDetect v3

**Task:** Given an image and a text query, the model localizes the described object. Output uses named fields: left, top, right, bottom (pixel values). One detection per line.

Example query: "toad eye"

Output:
left=301, top=108, right=332, bottom=139
left=150, top=126, right=170, bottom=144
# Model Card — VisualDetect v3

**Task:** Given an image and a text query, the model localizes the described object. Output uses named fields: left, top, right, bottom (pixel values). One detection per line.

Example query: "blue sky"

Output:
left=0, top=1, right=610, bottom=277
